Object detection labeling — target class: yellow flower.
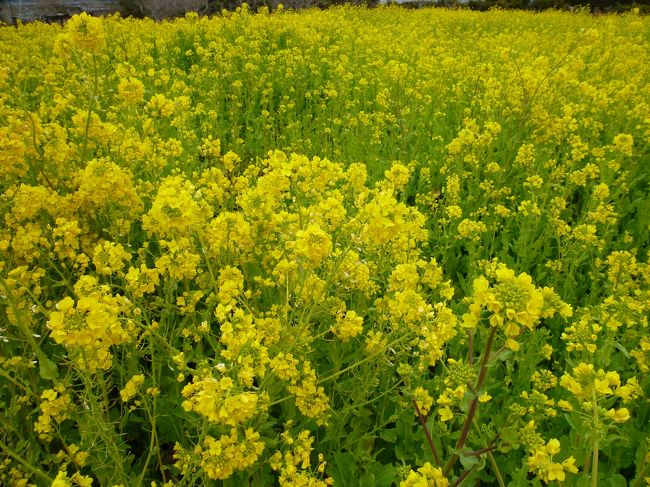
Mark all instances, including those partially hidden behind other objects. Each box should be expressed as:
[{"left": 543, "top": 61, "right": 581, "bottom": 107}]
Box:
[
  {"left": 612, "top": 133, "right": 634, "bottom": 155},
  {"left": 59, "top": 12, "right": 106, "bottom": 52},
  {"left": 270, "top": 429, "right": 329, "bottom": 485},
  {"left": 528, "top": 439, "right": 578, "bottom": 484},
  {"left": 332, "top": 310, "right": 364, "bottom": 341},
  {"left": 118, "top": 77, "right": 145, "bottom": 105},
  {"left": 413, "top": 387, "right": 434, "bottom": 416},
  {"left": 93, "top": 240, "right": 131, "bottom": 276},
  {"left": 594, "top": 378, "right": 613, "bottom": 395},
  {"left": 505, "top": 338, "right": 520, "bottom": 351},
  {"left": 51, "top": 471, "right": 72, "bottom": 487},
  {"left": 604, "top": 408, "right": 630, "bottom": 423},
  {"left": 120, "top": 375, "right": 145, "bottom": 402},
  {"left": 457, "top": 219, "right": 487, "bottom": 242},
  {"left": 293, "top": 224, "right": 332, "bottom": 267},
  {"left": 142, "top": 175, "right": 208, "bottom": 238},
  {"left": 545, "top": 439, "right": 561, "bottom": 455},
  {"left": 400, "top": 462, "right": 448, "bottom": 487},
  {"left": 562, "top": 457, "right": 579, "bottom": 474},
  {"left": 615, "top": 378, "right": 642, "bottom": 403},
  {"left": 561, "top": 363, "right": 627, "bottom": 402},
  {"left": 547, "top": 462, "right": 566, "bottom": 482},
  {"left": 384, "top": 162, "right": 410, "bottom": 190},
  {"left": 125, "top": 265, "right": 160, "bottom": 298},
  {"left": 47, "top": 278, "right": 130, "bottom": 371},
  {"left": 187, "top": 428, "right": 264, "bottom": 480},
  {"left": 181, "top": 373, "right": 259, "bottom": 426},
  {"left": 478, "top": 393, "right": 492, "bottom": 403},
  {"left": 34, "top": 389, "right": 72, "bottom": 441},
  {"left": 438, "top": 406, "right": 453, "bottom": 422}
]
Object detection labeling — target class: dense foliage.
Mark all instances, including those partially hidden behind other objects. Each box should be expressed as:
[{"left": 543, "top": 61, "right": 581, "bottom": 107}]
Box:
[{"left": 0, "top": 6, "right": 649, "bottom": 486}]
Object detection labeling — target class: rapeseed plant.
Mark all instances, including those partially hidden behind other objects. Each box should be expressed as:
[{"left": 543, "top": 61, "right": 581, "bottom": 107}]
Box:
[{"left": 0, "top": 5, "right": 648, "bottom": 486}]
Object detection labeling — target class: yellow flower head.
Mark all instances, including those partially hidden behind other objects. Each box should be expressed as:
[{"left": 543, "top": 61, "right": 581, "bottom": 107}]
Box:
[
  {"left": 293, "top": 224, "right": 332, "bottom": 267},
  {"left": 60, "top": 12, "right": 106, "bottom": 52}
]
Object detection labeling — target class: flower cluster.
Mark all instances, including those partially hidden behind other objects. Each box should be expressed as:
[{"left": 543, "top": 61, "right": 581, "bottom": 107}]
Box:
[
  {"left": 47, "top": 276, "right": 132, "bottom": 371},
  {"left": 270, "top": 429, "right": 332, "bottom": 486},
  {"left": 527, "top": 439, "right": 578, "bottom": 484},
  {"left": 175, "top": 428, "right": 265, "bottom": 480},
  {"left": 462, "top": 265, "right": 571, "bottom": 350},
  {"left": 400, "top": 463, "right": 448, "bottom": 487},
  {"left": 559, "top": 363, "right": 641, "bottom": 421},
  {"left": 34, "top": 388, "right": 72, "bottom": 441},
  {"left": 181, "top": 372, "right": 259, "bottom": 426}
]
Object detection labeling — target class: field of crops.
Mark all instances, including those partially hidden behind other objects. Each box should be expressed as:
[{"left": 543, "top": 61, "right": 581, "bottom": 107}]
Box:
[{"left": 0, "top": 5, "right": 649, "bottom": 486}]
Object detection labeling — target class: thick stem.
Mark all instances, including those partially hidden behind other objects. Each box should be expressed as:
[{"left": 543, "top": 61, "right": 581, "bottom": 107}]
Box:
[
  {"left": 465, "top": 444, "right": 499, "bottom": 456},
  {"left": 455, "top": 400, "right": 479, "bottom": 453},
  {"left": 413, "top": 398, "right": 442, "bottom": 466},
  {"left": 456, "top": 326, "right": 496, "bottom": 450},
  {"left": 444, "top": 325, "right": 497, "bottom": 476},
  {"left": 450, "top": 465, "right": 477, "bottom": 487}
]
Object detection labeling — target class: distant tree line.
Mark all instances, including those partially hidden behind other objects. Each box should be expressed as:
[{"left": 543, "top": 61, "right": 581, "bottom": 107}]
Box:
[
  {"left": 409, "top": 0, "right": 650, "bottom": 13},
  {"left": 3, "top": 0, "right": 644, "bottom": 23},
  {"left": 117, "top": 0, "right": 648, "bottom": 17},
  {"left": 117, "top": 0, "right": 377, "bottom": 18}
]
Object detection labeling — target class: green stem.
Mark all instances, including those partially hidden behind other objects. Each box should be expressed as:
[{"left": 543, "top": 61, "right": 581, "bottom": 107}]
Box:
[
  {"left": 591, "top": 388, "right": 599, "bottom": 487},
  {"left": 267, "top": 331, "right": 414, "bottom": 408},
  {"left": 583, "top": 438, "right": 591, "bottom": 477},
  {"left": 591, "top": 438, "right": 599, "bottom": 487},
  {"left": 349, "top": 378, "right": 403, "bottom": 412},
  {"left": 317, "top": 331, "right": 414, "bottom": 385},
  {"left": 80, "top": 53, "right": 99, "bottom": 164},
  {"left": 632, "top": 462, "right": 649, "bottom": 487},
  {"left": 487, "top": 451, "right": 505, "bottom": 487},
  {"left": 137, "top": 400, "right": 157, "bottom": 487},
  {"left": 136, "top": 351, "right": 158, "bottom": 487},
  {"left": 0, "top": 276, "right": 49, "bottom": 362},
  {"left": 0, "top": 369, "right": 32, "bottom": 396},
  {"left": 0, "top": 439, "right": 53, "bottom": 483}
]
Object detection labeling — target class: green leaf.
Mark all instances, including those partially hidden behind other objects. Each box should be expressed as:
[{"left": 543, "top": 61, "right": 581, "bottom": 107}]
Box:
[
  {"left": 563, "top": 412, "right": 578, "bottom": 431},
  {"left": 359, "top": 471, "right": 376, "bottom": 487},
  {"left": 613, "top": 342, "right": 630, "bottom": 358},
  {"left": 506, "top": 463, "right": 530, "bottom": 487},
  {"left": 119, "top": 408, "right": 130, "bottom": 429},
  {"left": 606, "top": 474, "right": 627, "bottom": 487},
  {"left": 459, "top": 451, "right": 485, "bottom": 471},
  {"left": 396, "top": 412, "right": 415, "bottom": 439},
  {"left": 380, "top": 428, "right": 397, "bottom": 443},
  {"left": 330, "top": 451, "right": 357, "bottom": 487},
  {"left": 38, "top": 353, "right": 58, "bottom": 381},
  {"left": 368, "top": 463, "right": 398, "bottom": 487}
]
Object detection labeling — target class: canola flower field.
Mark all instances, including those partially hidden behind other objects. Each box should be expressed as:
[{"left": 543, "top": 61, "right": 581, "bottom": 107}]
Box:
[{"left": 1, "top": 5, "right": 649, "bottom": 486}]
